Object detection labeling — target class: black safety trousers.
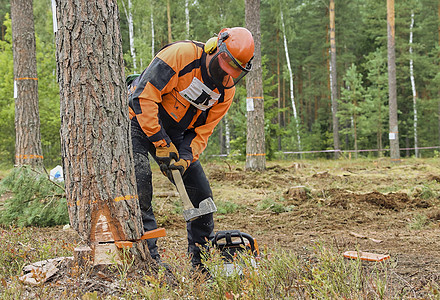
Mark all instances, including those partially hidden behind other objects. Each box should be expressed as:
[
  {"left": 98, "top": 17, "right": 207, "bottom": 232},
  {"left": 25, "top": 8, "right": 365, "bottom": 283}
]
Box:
[{"left": 131, "top": 118, "right": 215, "bottom": 266}]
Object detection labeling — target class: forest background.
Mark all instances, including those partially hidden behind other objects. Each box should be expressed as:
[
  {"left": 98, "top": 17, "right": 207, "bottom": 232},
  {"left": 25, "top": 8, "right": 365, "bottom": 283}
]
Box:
[{"left": 0, "top": 0, "right": 439, "bottom": 168}]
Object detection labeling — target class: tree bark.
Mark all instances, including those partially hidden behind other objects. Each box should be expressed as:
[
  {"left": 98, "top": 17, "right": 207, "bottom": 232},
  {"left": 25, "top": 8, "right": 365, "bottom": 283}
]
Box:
[
  {"left": 54, "top": 0, "right": 148, "bottom": 262},
  {"left": 329, "top": 0, "right": 340, "bottom": 159},
  {"left": 245, "top": 0, "right": 266, "bottom": 171},
  {"left": 387, "top": 0, "right": 400, "bottom": 161},
  {"left": 11, "top": 0, "right": 43, "bottom": 168}
]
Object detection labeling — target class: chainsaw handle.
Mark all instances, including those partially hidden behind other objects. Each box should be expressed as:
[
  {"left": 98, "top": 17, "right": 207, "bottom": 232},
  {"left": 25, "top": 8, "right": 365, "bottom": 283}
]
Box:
[{"left": 213, "top": 230, "right": 258, "bottom": 255}]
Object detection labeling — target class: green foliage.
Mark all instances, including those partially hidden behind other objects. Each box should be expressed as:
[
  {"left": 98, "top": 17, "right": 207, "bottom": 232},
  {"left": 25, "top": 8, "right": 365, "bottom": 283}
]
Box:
[
  {"left": 256, "top": 197, "right": 293, "bottom": 213},
  {"left": 1, "top": 0, "right": 440, "bottom": 164},
  {"left": 0, "top": 166, "right": 69, "bottom": 227},
  {"left": 338, "top": 64, "right": 366, "bottom": 152},
  {"left": 216, "top": 200, "right": 240, "bottom": 214}
]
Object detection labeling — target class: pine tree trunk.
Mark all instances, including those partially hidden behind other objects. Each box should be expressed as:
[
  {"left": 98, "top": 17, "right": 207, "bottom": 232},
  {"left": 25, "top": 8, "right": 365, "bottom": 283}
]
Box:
[
  {"left": 245, "top": 0, "right": 266, "bottom": 171},
  {"left": 387, "top": 0, "right": 400, "bottom": 161},
  {"left": 329, "top": 0, "right": 340, "bottom": 159},
  {"left": 54, "top": 0, "right": 149, "bottom": 263},
  {"left": 11, "top": 0, "right": 43, "bottom": 168}
]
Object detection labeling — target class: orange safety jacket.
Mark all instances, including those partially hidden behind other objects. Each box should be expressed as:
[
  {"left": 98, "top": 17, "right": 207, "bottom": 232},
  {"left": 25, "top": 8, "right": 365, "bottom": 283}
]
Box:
[{"left": 128, "top": 41, "right": 235, "bottom": 162}]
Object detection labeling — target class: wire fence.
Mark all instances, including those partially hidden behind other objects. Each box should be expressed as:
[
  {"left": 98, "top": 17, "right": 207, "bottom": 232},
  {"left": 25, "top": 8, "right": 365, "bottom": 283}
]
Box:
[
  {"left": 282, "top": 146, "right": 440, "bottom": 155},
  {"left": 208, "top": 146, "right": 440, "bottom": 159}
]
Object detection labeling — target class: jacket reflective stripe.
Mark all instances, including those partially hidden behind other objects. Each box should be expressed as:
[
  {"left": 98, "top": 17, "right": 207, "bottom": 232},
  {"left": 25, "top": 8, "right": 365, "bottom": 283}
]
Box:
[{"left": 129, "top": 41, "right": 235, "bottom": 161}]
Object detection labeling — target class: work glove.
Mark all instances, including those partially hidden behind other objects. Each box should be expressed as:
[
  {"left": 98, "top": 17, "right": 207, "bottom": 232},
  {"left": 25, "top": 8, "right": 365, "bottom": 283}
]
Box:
[
  {"left": 155, "top": 143, "right": 179, "bottom": 166},
  {"left": 160, "top": 159, "right": 190, "bottom": 181}
]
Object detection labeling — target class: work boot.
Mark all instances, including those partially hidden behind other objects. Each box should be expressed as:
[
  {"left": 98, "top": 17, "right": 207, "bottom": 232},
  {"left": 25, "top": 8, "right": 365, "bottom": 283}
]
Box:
[{"left": 152, "top": 254, "right": 172, "bottom": 272}]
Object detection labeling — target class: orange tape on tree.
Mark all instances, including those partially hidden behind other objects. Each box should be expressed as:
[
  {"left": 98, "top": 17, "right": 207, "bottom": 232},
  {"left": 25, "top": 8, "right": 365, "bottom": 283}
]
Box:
[
  {"left": 15, "top": 77, "right": 38, "bottom": 81},
  {"left": 113, "top": 195, "right": 139, "bottom": 202},
  {"left": 15, "top": 154, "right": 43, "bottom": 159}
]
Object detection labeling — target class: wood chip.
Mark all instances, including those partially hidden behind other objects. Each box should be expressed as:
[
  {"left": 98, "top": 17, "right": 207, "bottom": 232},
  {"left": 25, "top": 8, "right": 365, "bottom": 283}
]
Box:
[
  {"left": 343, "top": 251, "right": 390, "bottom": 262},
  {"left": 349, "top": 231, "right": 383, "bottom": 243},
  {"left": 349, "top": 231, "right": 367, "bottom": 239},
  {"left": 19, "top": 257, "right": 71, "bottom": 285}
]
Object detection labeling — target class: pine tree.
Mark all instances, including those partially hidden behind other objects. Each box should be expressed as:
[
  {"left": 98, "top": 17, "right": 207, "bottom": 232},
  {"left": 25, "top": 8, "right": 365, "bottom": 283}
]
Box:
[
  {"left": 11, "top": 0, "right": 44, "bottom": 167},
  {"left": 245, "top": 0, "right": 266, "bottom": 171},
  {"left": 54, "top": 0, "right": 149, "bottom": 263}
]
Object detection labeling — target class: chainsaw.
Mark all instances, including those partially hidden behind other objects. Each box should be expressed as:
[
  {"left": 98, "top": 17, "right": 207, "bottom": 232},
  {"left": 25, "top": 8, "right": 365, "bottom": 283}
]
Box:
[{"left": 211, "top": 230, "right": 259, "bottom": 262}]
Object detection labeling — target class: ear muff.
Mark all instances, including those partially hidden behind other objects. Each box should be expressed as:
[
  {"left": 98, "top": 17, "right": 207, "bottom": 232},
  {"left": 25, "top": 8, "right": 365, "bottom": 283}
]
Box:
[{"left": 204, "top": 36, "right": 218, "bottom": 54}]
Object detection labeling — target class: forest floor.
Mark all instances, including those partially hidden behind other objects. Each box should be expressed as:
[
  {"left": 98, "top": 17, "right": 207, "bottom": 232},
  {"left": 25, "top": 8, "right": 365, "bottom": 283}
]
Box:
[
  {"left": 1, "top": 157, "right": 440, "bottom": 298},
  {"left": 155, "top": 157, "right": 440, "bottom": 296}
]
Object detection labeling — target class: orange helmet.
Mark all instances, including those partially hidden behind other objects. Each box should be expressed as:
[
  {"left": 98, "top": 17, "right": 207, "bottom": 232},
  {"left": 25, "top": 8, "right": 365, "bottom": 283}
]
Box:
[
  {"left": 217, "top": 27, "right": 254, "bottom": 78},
  {"left": 207, "top": 27, "right": 255, "bottom": 89}
]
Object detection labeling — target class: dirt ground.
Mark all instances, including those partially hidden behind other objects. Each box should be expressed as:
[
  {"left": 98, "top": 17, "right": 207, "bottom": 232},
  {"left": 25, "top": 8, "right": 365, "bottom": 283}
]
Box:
[
  {"left": 3, "top": 158, "right": 440, "bottom": 297},
  {"left": 153, "top": 158, "right": 440, "bottom": 294}
]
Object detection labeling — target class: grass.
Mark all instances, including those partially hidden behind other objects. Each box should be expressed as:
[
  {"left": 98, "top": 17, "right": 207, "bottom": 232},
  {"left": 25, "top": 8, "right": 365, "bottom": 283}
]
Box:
[
  {"left": 408, "top": 214, "right": 431, "bottom": 230},
  {"left": 0, "top": 230, "right": 421, "bottom": 299},
  {"left": 0, "top": 226, "right": 75, "bottom": 278},
  {"left": 216, "top": 200, "right": 241, "bottom": 214}
]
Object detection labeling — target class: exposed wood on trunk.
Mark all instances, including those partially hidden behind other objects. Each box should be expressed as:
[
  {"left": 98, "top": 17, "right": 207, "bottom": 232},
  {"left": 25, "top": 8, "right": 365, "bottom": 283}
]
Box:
[{"left": 11, "top": 0, "right": 43, "bottom": 167}]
